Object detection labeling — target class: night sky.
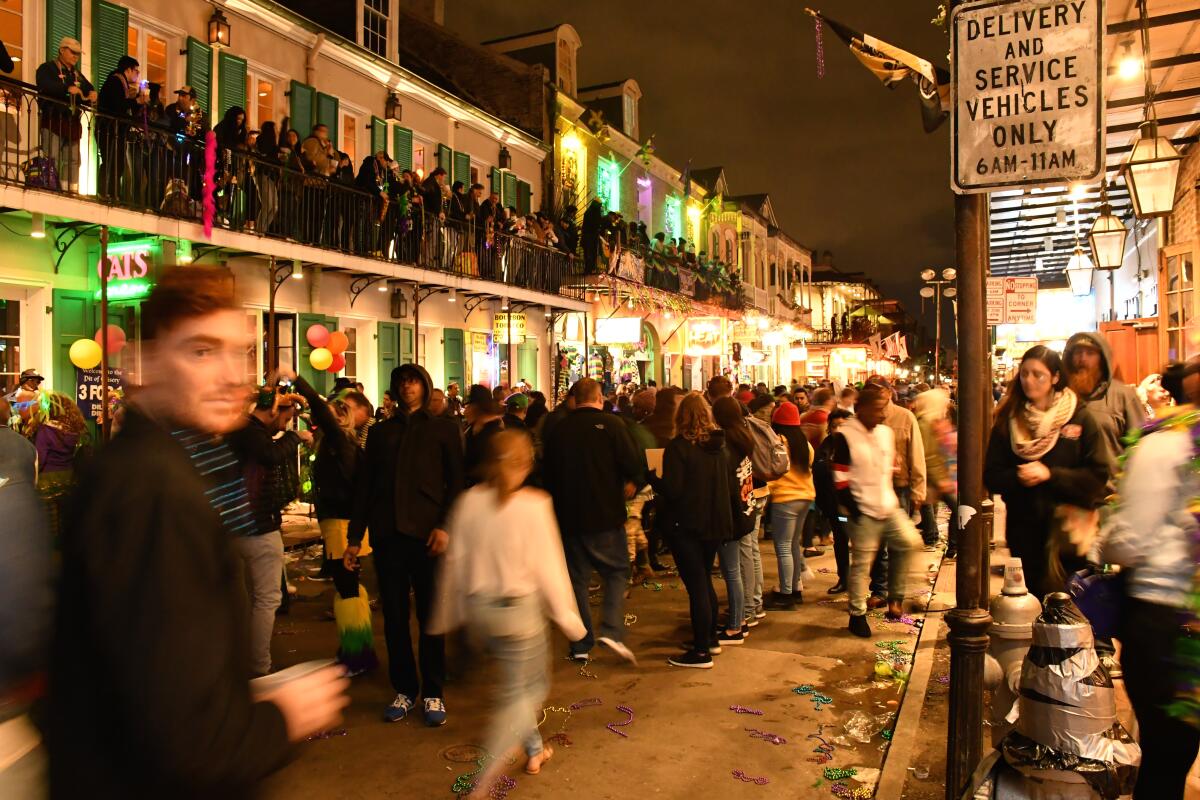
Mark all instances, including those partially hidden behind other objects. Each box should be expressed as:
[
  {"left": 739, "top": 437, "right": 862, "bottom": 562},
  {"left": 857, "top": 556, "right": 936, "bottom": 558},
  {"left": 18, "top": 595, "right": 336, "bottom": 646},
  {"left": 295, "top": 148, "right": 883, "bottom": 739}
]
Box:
[{"left": 445, "top": 1, "right": 956, "bottom": 338}]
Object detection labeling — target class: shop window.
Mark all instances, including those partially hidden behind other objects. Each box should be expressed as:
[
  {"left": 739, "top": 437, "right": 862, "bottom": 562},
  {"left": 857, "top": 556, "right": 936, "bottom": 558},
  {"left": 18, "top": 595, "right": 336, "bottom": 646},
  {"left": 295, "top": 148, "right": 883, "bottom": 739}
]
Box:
[
  {"left": 128, "top": 23, "right": 170, "bottom": 106},
  {"left": 342, "top": 326, "right": 357, "bottom": 380},
  {"left": 262, "top": 313, "right": 296, "bottom": 377},
  {"left": 0, "top": 0, "right": 21, "bottom": 74},
  {"left": 413, "top": 141, "right": 426, "bottom": 179},
  {"left": 0, "top": 297, "right": 19, "bottom": 394},
  {"left": 341, "top": 113, "right": 358, "bottom": 165},
  {"left": 246, "top": 73, "right": 275, "bottom": 130},
  {"left": 362, "top": 0, "right": 389, "bottom": 58}
]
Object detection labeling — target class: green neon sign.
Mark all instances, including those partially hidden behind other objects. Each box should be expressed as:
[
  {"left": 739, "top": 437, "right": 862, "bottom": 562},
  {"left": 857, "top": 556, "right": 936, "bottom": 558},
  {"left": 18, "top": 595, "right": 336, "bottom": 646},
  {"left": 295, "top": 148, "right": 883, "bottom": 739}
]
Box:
[
  {"left": 94, "top": 238, "right": 158, "bottom": 301},
  {"left": 597, "top": 158, "right": 621, "bottom": 214}
]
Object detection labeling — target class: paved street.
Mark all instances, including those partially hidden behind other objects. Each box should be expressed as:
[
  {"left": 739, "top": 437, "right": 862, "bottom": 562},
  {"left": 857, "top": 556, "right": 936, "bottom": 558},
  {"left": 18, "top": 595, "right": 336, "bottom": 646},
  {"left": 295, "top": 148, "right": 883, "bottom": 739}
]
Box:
[{"left": 263, "top": 531, "right": 947, "bottom": 799}]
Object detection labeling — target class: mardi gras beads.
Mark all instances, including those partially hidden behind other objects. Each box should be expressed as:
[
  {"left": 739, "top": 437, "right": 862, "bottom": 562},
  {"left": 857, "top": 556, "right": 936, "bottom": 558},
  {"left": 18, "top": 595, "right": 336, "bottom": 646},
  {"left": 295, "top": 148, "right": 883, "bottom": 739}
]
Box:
[{"left": 731, "top": 769, "right": 769, "bottom": 785}]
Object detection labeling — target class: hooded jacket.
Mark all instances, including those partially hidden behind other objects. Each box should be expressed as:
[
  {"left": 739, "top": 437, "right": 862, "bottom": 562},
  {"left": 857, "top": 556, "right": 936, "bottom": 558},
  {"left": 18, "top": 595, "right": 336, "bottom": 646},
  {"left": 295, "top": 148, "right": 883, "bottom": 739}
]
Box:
[
  {"left": 1063, "top": 332, "right": 1145, "bottom": 464},
  {"left": 348, "top": 364, "right": 464, "bottom": 545},
  {"left": 652, "top": 430, "right": 739, "bottom": 541}
]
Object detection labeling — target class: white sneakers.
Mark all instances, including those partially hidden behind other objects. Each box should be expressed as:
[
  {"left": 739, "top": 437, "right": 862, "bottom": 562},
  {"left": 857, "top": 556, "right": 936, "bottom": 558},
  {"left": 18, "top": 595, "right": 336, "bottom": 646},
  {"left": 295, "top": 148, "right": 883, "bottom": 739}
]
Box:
[{"left": 597, "top": 636, "right": 638, "bottom": 667}]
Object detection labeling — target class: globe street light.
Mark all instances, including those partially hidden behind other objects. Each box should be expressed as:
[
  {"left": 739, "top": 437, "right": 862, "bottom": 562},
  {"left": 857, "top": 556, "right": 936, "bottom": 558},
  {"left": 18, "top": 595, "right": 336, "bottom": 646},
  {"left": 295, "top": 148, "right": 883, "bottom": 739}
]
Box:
[{"left": 921, "top": 268, "right": 957, "bottom": 385}]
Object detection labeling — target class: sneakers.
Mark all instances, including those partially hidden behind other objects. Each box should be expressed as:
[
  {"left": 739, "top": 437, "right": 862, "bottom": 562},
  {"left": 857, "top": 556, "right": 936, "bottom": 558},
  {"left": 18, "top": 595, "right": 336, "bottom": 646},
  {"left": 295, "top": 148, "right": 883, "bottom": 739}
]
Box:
[
  {"left": 848, "top": 614, "right": 872, "bottom": 638},
  {"left": 570, "top": 651, "right": 590, "bottom": 663},
  {"left": 744, "top": 616, "right": 760, "bottom": 628},
  {"left": 668, "top": 650, "right": 714, "bottom": 669},
  {"left": 598, "top": 636, "right": 638, "bottom": 667},
  {"left": 424, "top": 697, "right": 447, "bottom": 727},
  {"left": 753, "top": 608, "right": 767, "bottom": 620},
  {"left": 717, "top": 629, "right": 745, "bottom": 646},
  {"left": 383, "top": 693, "right": 415, "bottom": 722}
]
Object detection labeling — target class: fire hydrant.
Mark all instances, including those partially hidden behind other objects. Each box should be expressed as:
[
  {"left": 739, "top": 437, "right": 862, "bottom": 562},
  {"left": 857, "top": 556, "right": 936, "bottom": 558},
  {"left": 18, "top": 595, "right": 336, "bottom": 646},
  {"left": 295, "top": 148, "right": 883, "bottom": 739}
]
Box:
[{"left": 983, "top": 558, "right": 1042, "bottom": 746}]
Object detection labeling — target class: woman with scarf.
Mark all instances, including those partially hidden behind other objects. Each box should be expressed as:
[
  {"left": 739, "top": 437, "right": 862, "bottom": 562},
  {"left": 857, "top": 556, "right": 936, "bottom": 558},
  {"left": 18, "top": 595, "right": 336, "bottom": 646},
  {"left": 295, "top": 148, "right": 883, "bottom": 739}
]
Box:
[{"left": 984, "top": 346, "right": 1111, "bottom": 598}]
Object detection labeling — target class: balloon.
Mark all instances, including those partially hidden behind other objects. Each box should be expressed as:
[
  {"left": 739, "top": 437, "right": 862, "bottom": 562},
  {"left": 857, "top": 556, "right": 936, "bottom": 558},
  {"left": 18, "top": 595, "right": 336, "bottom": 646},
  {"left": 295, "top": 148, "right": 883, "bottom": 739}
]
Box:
[
  {"left": 328, "top": 353, "right": 346, "bottom": 373},
  {"left": 327, "top": 331, "right": 349, "bottom": 355},
  {"left": 94, "top": 324, "right": 127, "bottom": 354},
  {"left": 309, "top": 347, "right": 333, "bottom": 371},
  {"left": 306, "top": 324, "right": 330, "bottom": 348},
  {"left": 69, "top": 338, "right": 102, "bottom": 369}
]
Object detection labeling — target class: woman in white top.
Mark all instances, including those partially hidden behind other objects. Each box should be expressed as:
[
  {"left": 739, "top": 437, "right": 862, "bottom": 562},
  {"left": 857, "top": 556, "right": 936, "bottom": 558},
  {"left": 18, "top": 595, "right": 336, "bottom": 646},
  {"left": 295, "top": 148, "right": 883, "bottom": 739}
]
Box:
[{"left": 431, "top": 429, "right": 585, "bottom": 795}]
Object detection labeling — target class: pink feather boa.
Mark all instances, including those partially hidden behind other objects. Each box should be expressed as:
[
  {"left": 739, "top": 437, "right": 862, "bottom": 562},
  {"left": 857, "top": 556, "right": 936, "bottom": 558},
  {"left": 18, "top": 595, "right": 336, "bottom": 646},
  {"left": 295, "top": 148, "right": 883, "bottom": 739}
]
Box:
[{"left": 202, "top": 130, "right": 217, "bottom": 238}]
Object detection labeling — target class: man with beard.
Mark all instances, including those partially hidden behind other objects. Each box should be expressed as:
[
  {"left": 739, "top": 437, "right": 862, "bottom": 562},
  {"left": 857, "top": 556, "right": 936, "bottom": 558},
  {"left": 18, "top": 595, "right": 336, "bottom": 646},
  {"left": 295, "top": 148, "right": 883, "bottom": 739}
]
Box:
[{"left": 1063, "top": 333, "right": 1144, "bottom": 466}]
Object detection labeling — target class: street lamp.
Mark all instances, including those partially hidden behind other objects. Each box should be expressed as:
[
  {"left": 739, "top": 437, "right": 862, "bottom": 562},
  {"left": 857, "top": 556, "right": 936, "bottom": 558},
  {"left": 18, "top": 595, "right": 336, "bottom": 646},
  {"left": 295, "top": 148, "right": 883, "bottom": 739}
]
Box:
[
  {"left": 207, "top": 8, "right": 231, "bottom": 48},
  {"left": 1123, "top": 121, "right": 1182, "bottom": 218},
  {"left": 920, "top": 268, "right": 957, "bottom": 385},
  {"left": 1065, "top": 246, "right": 1095, "bottom": 296},
  {"left": 1088, "top": 190, "right": 1128, "bottom": 270}
]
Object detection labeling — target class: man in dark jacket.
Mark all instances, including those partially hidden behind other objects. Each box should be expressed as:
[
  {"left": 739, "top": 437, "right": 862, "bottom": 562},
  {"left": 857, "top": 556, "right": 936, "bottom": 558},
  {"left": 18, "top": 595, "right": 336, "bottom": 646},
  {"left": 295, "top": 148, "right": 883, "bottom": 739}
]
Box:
[
  {"left": 48, "top": 266, "right": 347, "bottom": 798},
  {"left": 225, "top": 387, "right": 306, "bottom": 676},
  {"left": 542, "top": 378, "right": 644, "bottom": 665},
  {"left": 36, "top": 36, "right": 96, "bottom": 192},
  {"left": 96, "top": 54, "right": 145, "bottom": 201},
  {"left": 346, "top": 363, "right": 463, "bottom": 726},
  {"left": 1063, "top": 331, "right": 1144, "bottom": 471}
]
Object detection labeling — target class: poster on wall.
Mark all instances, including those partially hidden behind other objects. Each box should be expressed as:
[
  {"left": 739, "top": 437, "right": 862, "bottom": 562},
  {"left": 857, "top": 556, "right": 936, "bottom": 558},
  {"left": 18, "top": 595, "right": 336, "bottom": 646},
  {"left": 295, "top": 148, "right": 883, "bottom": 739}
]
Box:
[{"left": 75, "top": 367, "right": 123, "bottom": 420}]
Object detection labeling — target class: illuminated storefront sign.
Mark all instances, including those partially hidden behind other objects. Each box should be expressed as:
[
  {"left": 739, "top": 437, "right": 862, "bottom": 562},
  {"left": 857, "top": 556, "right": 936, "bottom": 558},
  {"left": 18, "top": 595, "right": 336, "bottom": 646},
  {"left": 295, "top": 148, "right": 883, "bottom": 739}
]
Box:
[
  {"left": 493, "top": 312, "right": 527, "bottom": 344},
  {"left": 597, "top": 157, "right": 621, "bottom": 214},
  {"left": 595, "top": 316, "right": 643, "bottom": 345},
  {"left": 93, "top": 239, "right": 157, "bottom": 301},
  {"left": 686, "top": 317, "right": 722, "bottom": 356}
]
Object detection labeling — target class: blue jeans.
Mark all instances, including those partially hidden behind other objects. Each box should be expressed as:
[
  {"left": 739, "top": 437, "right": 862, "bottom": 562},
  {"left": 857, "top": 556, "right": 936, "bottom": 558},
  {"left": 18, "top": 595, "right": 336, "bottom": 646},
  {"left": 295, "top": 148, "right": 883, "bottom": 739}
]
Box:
[
  {"left": 739, "top": 520, "right": 764, "bottom": 621},
  {"left": 870, "top": 487, "right": 912, "bottom": 597},
  {"left": 717, "top": 537, "right": 744, "bottom": 630},
  {"left": 770, "top": 500, "right": 812, "bottom": 595},
  {"left": 562, "top": 527, "right": 628, "bottom": 656}
]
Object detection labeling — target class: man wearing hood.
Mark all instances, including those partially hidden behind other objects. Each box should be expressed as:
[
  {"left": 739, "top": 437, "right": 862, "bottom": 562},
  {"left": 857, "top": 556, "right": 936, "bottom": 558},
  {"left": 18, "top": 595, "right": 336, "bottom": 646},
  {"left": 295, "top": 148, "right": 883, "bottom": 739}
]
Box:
[
  {"left": 347, "top": 363, "right": 464, "bottom": 726},
  {"left": 1063, "top": 332, "right": 1144, "bottom": 465}
]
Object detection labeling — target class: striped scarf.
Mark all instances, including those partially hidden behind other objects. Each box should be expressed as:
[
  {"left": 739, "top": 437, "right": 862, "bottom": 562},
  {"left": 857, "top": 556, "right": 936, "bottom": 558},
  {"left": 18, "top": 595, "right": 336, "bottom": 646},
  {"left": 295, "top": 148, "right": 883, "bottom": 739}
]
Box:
[{"left": 170, "top": 428, "right": 257, "bottom": 537}]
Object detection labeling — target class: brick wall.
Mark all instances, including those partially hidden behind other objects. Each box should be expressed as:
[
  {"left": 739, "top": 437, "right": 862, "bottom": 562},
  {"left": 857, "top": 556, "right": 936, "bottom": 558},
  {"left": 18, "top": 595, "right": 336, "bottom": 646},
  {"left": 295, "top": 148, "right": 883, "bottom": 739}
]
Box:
[{"left": 1169, "top": 143, "right": 1200, "bottom": 246}]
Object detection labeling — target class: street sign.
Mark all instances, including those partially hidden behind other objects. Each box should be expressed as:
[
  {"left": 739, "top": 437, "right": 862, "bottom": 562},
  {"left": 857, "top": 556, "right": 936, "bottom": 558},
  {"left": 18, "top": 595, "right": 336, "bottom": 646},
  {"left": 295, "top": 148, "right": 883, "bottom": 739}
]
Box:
[
  {"left": 987, "top": 276, "right": 1038, "bottom": 324},
  {"left": 951, "top": 0, "right": 1106, "bottom": 193}
]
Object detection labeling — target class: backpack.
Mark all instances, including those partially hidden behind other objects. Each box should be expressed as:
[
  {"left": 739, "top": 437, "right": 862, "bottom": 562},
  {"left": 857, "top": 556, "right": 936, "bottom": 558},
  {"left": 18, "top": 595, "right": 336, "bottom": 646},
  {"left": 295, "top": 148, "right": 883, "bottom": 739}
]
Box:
[{"left": 744, "top": 414, "right": 790, "bottom": 481}]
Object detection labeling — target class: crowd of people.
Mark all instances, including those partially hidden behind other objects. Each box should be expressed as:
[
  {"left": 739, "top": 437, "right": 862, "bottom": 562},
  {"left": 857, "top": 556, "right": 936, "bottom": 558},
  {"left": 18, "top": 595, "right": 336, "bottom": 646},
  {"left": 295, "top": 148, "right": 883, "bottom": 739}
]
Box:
[{"left": 1, "top": 265, "right": 1198, "bottom": 798}]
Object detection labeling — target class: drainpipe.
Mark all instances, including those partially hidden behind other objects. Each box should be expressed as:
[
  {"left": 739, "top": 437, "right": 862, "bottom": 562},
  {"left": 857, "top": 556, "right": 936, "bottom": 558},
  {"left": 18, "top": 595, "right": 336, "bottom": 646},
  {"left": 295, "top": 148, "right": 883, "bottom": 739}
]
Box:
[{"left": 307, "top": 33, "right": 326, "bottom": 86}]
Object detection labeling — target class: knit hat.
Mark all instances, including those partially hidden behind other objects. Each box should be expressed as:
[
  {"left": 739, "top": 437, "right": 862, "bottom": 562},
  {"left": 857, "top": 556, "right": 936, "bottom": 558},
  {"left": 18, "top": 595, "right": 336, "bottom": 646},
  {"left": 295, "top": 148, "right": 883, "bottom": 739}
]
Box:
[
  {"left": 748, "top": 394, "right": 775, "bottom": 414},
  {"left": 771, "top": 401, "right": 802, "bottom": 427}
]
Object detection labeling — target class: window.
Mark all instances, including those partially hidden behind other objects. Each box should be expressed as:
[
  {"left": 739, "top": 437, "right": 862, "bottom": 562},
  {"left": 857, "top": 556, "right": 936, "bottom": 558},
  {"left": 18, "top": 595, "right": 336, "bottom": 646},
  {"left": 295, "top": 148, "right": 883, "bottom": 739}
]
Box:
[
  {"left": 597, "top": 158, "right": 620, "bottom": 214},
  {"left": 246, "top": 75, "right": 275, "bottom": 130},
  {"left": 0, "top": 0, "right": 21, "bottom": 73},
  {"left": 341, "top": 113, "right": 358, "bottom": 165},
  {"left": 711, "top": 232, "right": 720, "bottom": 260},
  {"left": 362, "top": 0, "right": 389, "bottom": 58},
  {"left": 725, "top": 234, "right": 734, "bottom": 265},
  {"left": 413, "top": 142, "right": 426, "bottom": 178},
  {"left": 0, "top": 296, "right": 19, "bottom": 394},
  {"left": 556, "top": 39, "right": 575, "bottom": 95},
  {"left": 342, "top": 326, "right": 357, "bottom": 380},
  {"left": 470, "top": 165, "right": 479, "bottom": 187},
  {"left": 262, "top": 313, "right": 296, "bottom": 377},
  {"left": 128, "top": 23, "right": 170, "bottom": 106},
  {"left": 622, "top": 92, "right": 637, "bottom": 139}
]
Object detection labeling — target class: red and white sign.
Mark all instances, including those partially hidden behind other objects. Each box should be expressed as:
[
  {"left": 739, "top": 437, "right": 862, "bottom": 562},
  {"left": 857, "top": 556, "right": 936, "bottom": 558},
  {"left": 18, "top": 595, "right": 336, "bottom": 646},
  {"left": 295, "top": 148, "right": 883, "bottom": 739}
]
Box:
[{"left": 987, "top": 276, "right": 1038, "bottom": 325}]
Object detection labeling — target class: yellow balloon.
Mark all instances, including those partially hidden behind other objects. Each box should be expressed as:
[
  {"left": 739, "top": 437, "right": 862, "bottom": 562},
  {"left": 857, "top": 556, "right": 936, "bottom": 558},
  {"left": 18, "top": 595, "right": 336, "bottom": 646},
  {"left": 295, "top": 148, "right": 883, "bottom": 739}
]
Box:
[
  {"left": 69, "top": 338, "right": 102, "bottom": 369},
  {"left": 309, "top": 347, "right": 333, "bottom": 371}
]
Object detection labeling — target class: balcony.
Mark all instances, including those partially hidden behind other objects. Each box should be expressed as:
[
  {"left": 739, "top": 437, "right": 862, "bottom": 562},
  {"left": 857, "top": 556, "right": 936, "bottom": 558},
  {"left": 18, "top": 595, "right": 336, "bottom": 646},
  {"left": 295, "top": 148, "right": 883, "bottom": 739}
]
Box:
[
  {"left": 567, "top": 241, "right": 746, "bottom": 313},
  {"left": 0, "top": 79, "right": 579, "bottom": 300}
]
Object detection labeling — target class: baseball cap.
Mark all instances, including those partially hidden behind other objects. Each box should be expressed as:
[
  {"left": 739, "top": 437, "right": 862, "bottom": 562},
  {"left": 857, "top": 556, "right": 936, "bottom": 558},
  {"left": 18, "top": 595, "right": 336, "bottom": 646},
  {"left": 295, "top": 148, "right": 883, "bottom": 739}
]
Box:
[
  {"left": 58, "top": 37, "right": 83, "bottom": 55},
  {"left": 505, "top": 393, "right": 530, "bottom": 411},
  {"left": 175, "top": 84, "right": 196, "bottom": 96}
]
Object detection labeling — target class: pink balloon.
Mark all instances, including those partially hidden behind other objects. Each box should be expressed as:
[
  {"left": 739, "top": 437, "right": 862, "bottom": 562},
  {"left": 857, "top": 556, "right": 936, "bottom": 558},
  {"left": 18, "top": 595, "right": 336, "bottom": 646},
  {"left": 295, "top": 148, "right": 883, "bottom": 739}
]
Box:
[
  {"left": 328, "top": 353, "right": 346, "bottom": 373},
  {"left": 94, "top": 324, "right": 127, "bottom": 354},
  {"left": 306, "top": 324, "right": 330, "bottom": 348}
]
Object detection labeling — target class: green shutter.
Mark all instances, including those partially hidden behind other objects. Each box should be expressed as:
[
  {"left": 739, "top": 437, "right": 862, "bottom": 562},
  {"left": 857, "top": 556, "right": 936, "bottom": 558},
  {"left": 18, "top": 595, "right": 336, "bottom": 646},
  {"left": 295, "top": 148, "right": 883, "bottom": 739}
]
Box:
[
  {"left": 288, "top": 80, "right": 314, "bottom": 141},
  {"left": 217, "top": 51, "right": 246, "bottom": 121},
  {"left": 377, "top": 321, "right": 398, "bottom": 401},
  {"left": 452, "top": 150, "right": 471, "bottom": 186},
  {"left": 46, "top": 0, "right": 81, "bottom": 63},
  {"left": 436, "top": 143, "right": 452, "bottom": 173},
  {"left": 517, "top": 180, "right": 531, "bottom": 216},
  {"left": 392, "top": 126, "right": 412, "bottom": 173},
  {"left": 442, "top": 328, "right": 464, "bottom": 388},
  {"left": 399, "top": 323, "right": 415, "bottom": 366},
  {"left": 185, "top": 38, "right": 212, "bottom": 119},
  {"left": 489, "top": 166, "right": 501, "bottom": 194},
  {"left": 316, "top": 92, "right": 339, "bottom": 147},
  {"left": 503, "top": 172, "right": 518, "bottom": 208},
  {"left": 91, "top": 1, "right": 127, "bottom": 86},
  {"left": 369, "top": 116, "right": 386, "bottom": 157},
  {"left": 517, "top": 339, "right": 538, "bottom": 390}
]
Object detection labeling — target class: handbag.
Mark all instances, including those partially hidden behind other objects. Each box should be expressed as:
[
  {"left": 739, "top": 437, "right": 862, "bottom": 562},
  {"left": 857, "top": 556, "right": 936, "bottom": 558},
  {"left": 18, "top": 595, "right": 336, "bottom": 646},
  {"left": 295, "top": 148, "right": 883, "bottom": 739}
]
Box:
[
  {"left": 1067, "top": 566, "right": 1127, "bottom": 640},
  {"left": 22, "top": 149, "right": 60, "bottom": 191}
]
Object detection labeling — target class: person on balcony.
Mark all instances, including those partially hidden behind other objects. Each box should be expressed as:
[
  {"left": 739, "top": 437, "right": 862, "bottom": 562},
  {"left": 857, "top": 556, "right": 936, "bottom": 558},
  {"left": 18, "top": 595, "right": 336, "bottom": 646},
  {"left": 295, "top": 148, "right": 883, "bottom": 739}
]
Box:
[
  {"left": 581, "top": 199, "right": 603, "bottom": 273},
  {"left": 356, "top": 150, "right": 390, "bottom": 255},
  {"left": 252, "top": 121, "right": 282, "bottom": 235},
  {"left": 213, "top": 106, "right": 248, "bottom": 226},
  {"left": 97, "top": 55, "right": 146, "bottom": 204},
  {"left": 36, "top": 37, "right": 95, "bottom": 193},
  {"left": 448, "top": 180, "right": 470, "bottom": 222}
]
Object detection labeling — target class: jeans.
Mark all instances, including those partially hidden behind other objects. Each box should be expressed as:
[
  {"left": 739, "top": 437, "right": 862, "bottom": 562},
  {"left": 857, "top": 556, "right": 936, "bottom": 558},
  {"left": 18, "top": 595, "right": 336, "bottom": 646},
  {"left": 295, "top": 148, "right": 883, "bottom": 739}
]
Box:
[
  {"left": 919, "top": 495, "right": 957, "bottom": 547},
  {"left": 232, "top": 530, "right": 284, "bottom": 675},
  {"left": 562, "top": 527, "right": 628, "bottom": 656},
  {"left": 716, "top": 538, "right": 744, "bottom": 630},
  {"left": 847, "top": 509, "right": 921, "bottom": 616},
  {"left": 467, "top": 594, "right": 549, "bottom": 759},
  {"left": 374, "top": 533, "right": 445, "bottom": 699},
  {"left": 770, "top": 499, "right": 812, "bottom": 595},
  {"left": 869, "top": 487, "right": 913, "bottom": 597},
  {"left": 738, "top": 522, "right": 764, "bottom": 620},
  {"left": 672, "top": 531, "right": 720, "bottom": 653},
  {"left": 1121, "top": 597, "right": 1200, "bottom": 799},
  {"left": 830, "top": 514, "right": 850, "bottom": 583}
]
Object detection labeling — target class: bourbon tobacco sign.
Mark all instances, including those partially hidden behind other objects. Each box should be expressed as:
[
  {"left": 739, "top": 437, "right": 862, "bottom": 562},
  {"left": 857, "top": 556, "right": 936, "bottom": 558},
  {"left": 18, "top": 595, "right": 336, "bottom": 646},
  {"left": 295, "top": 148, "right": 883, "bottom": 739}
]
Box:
[{"left": 951, "top": 0, "right": 1105, "bottom": 193}]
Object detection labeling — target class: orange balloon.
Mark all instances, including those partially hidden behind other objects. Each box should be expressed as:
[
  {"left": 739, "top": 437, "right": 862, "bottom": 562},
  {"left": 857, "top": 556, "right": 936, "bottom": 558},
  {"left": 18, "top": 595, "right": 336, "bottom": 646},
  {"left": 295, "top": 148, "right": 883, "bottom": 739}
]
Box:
[{"left": 327, "top": 330, "right": 349, "bottom": 355}]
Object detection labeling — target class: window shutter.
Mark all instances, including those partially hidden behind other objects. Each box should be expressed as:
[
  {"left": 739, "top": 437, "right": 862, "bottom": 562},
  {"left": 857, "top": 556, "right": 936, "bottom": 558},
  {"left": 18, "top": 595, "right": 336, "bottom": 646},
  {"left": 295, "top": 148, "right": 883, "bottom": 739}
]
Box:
[
  {"left": 489, "top": 166, "right": 501, "bottom": 195},
  {"left": 91, "top": 1, "right": 127, "bottom": 85},
  {"left": 288, "top": 80, "right": 314, "bottom": 141},
  {"left": 217, "top": 52, "right": 247, "bottom": 122},
  {"left": 392, "top": 126, "right": 412, "bottom": 173},
  {"left": 185, "top": 38, "right": 213, "bottom": 119},
  {"left": 316, "top": 92, "right": 339, "bottom": 148},
  {"left": 503, "top": 172, "right": 518, "bottom": 209},
  {"left": 370, "top": 116, "right": 386, "bottom": 157},
  {"left": 46, "top": 0, "right": 81, "bottom": 64},
  {"left": 517, "top": 180, "right": 531, "bottom": 216},
  {"left": 436, "top": 143, "right": 452, "bottom": 173},
  {"left": 452, "top": 150, "right": 470, "bottom": 186}
]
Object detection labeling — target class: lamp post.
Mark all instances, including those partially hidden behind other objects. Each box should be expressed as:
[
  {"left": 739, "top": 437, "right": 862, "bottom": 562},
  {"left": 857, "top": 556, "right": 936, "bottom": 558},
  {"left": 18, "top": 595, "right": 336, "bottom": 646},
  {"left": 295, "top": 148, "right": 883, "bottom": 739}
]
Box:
[
  {"left": 920, "top": 267, "right": 957, "bottom": 384},
  {"left": 1088, "top": 185, "right": 1129, "bottom": 319}
]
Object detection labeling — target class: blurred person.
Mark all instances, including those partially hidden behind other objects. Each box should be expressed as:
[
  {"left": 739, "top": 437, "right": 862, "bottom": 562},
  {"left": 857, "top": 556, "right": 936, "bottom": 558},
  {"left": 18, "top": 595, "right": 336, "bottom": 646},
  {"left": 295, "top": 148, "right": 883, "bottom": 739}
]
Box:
[
  {"left": 1064, "top": 333, "right": 1144, "bottom": 465},
  {"left": 641, "top": 387, "right": 682, "bottom": 571},
  {"left": 793, "top": 387, "right": 811, "bottom": 413},
  {"left": 623, "top": 389, "right": 659, "bottom": 580},
  {"left": 705, "top": 375, "right": 733, "bottom": 406},
  {"left": 492, "top": 385, "right": 508, "bottom": 403},
  {"left": 376, "top": 389, "right": 396, "bottom": 421},
  {"left": 346, "top": 364, "right": 464, "bottom": 725},
  {"left": 983, "top": 346, "right": 1110, "bottom": 598},
  {"left": 431, "top": 431, "right": 585, "bottom": 794},
  {"left": 504, "top": 393, "right": 529, "bottom": 430},
  {"left": 49, "top": 267, "right": 348, "bottom": 797},
  {"left": 445, "top": 382, "right": 464, "bottom": 418},
  {"left": 711, "top": 397, "right": 762, "bottom": 642},
  {"left": 17, "top": 369, "right": 44, "bottom": 393},
  {"left": 428, "top": 388, "right": 448, "bottom": 418},
  {"left": 748, "top": 393, "right": 776, "bottom": 424},
  {"left": 1136, "top": 372, "right": 1173, "bottom": 419},
  {"left": 838, "top": 386, "right": 857, "bottom": 412},
  {"left": 464, "top": 386, "right": 505, "bottom": 487},
  {"left": 763, "top": 400, "right": 816, "bottom": 608},
  {"left": 524, "top": 391, "right": 548, "bottom": 431},
  {"left": 813, "top": 409, "right": 854, "bottom": 593},
  {"left": 829, "top": 385, "right": 923, "bottom": 637},
  {"left": 914, "top": 388, "right": 958, "bottom": 555},
  {"left": 801, "top": 387, "right": 835, "bottom": 448},
  {"left": 0, "top": 397, "right": 51, "bottom": 799},
  {"left": 24, "top": 390, "right": 88, "bottom": 540},
  {"left": 541, "top": 378, "right": 644, "bottom": 666}
]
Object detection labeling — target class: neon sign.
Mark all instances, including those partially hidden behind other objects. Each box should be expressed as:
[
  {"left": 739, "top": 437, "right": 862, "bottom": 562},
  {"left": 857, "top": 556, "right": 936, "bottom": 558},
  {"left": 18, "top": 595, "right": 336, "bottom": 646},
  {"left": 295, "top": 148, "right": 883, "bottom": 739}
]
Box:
[{"left": 93, "top": 240, "right": 157, "bottom": 301}]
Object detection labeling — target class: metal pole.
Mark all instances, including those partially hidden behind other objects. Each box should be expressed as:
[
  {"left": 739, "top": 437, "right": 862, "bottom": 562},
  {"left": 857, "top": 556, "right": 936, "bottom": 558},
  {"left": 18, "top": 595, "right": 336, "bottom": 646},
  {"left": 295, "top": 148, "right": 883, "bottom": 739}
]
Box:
[
  {"left": 934, "top": 285, "right": 942, "bottom": 385},
  {"left": 945, "top": 191, "right": 993, "bottom": 800},
  {"left": 413, "top": 283, "right": 420, "bottom": 365},
  {"left": 99, "top": 225, "right": 110, "bottom": 443},
  {"left": 267, "top": 257, "right": 277, "bottom": 373},
  {"left": 507, "top": 304, "right": 513, "bottom": 388}
]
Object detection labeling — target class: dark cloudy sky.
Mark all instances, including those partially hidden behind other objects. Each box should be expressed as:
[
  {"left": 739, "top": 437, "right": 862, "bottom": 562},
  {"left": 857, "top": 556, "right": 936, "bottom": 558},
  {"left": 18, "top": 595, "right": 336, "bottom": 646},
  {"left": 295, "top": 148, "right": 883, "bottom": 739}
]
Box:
[{"left": 446, "top": 0, "right": 956, "bottom": 333}]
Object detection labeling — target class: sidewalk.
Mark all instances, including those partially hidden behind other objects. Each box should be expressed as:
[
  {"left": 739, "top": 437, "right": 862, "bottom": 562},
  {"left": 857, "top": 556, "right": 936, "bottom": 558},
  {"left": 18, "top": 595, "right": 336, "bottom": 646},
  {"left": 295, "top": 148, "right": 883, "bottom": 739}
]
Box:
[{"left": 261, "top": 527, "right": 949, "bottom": 799}]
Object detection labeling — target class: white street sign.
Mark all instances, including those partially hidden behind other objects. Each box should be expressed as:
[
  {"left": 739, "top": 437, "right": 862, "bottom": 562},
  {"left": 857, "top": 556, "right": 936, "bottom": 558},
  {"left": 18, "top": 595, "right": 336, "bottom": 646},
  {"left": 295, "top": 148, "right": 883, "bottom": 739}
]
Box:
[
  {"left": 951, "top": 0, "right": 1106, "bottom": 193},
  {"left": 987, "top": 276, "right": 1038, "bottom": 324}
]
